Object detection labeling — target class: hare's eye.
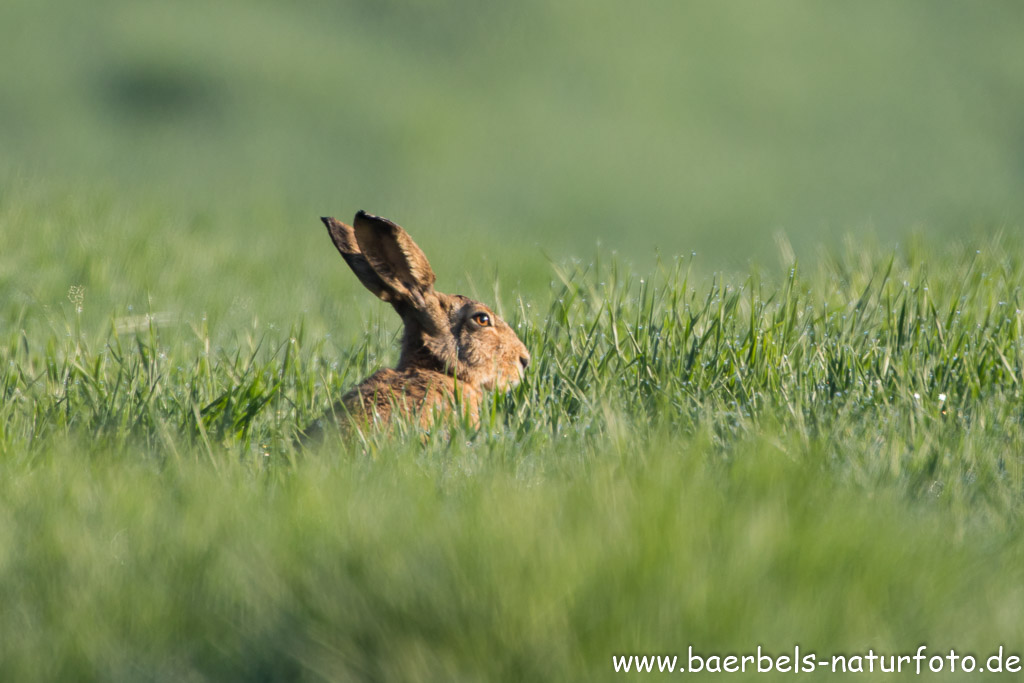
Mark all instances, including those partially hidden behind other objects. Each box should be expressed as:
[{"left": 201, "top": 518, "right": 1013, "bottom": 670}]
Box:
[{"left": 472, "top": 313, "right": 491, "bottom": 327}]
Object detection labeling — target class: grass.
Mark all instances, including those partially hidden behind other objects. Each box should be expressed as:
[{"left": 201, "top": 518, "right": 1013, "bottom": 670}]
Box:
[
  {"left": 5, "top": 1, "right": 1024, "bottom": 679},
  {"left": 4, "top": 229, "right": 1024, "bottom": 680},
  {"left": 4, "top": 1, "right": 1024, "bottom": 263}
]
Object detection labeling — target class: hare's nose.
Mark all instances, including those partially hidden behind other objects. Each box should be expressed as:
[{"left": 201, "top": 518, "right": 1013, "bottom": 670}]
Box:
[{"left": 519, "top": 354, "right": 530, "bottom": 370}]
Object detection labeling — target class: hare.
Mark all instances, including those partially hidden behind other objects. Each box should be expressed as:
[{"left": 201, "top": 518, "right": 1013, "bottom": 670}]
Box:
[{"left": 312, "top": 210, "right": 530, "bottom": 433}]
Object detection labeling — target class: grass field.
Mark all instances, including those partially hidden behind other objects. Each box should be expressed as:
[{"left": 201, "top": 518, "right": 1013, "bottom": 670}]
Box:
[{"left": 4, "top": 1, "right": 1024, "bottom": 681}]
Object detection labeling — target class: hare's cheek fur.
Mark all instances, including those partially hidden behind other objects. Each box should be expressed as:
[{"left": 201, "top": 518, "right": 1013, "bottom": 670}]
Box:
[
  {"left": 456, "top": 327, "right": 495, "bottom": 389},
  {"left": 455, "top": 323, "right": 528, "bottom": 391}
]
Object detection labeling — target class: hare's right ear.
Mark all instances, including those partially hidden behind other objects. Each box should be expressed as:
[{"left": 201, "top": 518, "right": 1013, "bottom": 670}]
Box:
[{"left": 321, "top": 216, "right": 393, "bottom": 302}]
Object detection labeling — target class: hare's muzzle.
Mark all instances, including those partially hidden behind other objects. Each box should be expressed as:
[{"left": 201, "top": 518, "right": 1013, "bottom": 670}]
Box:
[{"left": 515, "top": 352, "right": 531, "bottom": 382}]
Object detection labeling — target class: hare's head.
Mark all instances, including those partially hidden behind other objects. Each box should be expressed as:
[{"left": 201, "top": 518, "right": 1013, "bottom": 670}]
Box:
[{"left": 322, "top": 211, "right": 530, "bottom": 391}]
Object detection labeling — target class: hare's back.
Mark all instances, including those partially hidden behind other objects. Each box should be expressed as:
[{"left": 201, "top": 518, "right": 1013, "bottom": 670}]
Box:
[{"left": 340, "top": 368, "right": 482, "bottom": 428}]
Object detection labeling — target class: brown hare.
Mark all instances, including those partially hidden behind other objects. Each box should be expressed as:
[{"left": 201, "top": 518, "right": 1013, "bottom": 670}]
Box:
[{"left": 311, "top": 211, "right": 530, "bottom": 434}]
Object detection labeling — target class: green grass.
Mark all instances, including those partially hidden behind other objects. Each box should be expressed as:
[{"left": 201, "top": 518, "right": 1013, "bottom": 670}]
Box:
[
  {"left": 4, "top": 228, "right": 1024, "bottom": 680},
  {"left": 5, "top": 1, "right": 1024, "bottom": 680},
  {"left": 4, "top": 1, "right": 1024, "bottom": 263}
]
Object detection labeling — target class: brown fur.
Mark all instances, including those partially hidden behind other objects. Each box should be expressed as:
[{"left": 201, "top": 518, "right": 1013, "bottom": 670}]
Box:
[{"left": 312, "top": 211, "right": 529, "bottom": 435}]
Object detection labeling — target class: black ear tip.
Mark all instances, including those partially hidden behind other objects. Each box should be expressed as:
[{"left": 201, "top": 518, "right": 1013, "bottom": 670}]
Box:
[
  {"left": 320, "top": 216, "right": 333, "bottom": 226},
  {"left": 354, "top": 210, "right": 399, "bottom": 235},
  {"left": 355, "top": 209, "right": 387, "bottom": 223}
]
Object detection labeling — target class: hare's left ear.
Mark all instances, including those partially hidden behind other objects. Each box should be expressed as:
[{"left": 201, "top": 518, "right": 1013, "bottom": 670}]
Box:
[{"left": 352, "top": 211, "right": 437, "bottom": 308}]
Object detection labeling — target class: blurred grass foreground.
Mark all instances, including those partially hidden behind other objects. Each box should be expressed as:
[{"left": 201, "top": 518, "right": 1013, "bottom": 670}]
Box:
[
  {"left": 3, "top": 1, "right": 1024, "bottom": 681},
  {"left": 5, "top": 240, "right": 1024, "bottom": 680}
]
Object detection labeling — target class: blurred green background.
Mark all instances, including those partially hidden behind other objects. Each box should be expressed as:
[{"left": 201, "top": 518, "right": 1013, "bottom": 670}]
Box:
[{"left": 4, "top": 0, "right": 1023, "bottom": 269}]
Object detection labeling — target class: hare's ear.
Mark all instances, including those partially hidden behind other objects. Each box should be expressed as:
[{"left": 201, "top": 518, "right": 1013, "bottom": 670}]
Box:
[
  {"left": 352, "top": 211, "right": 437, "bottom": 307},
  {"left": 321, "top": 216, "right": 394, "bottom": 302}
]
